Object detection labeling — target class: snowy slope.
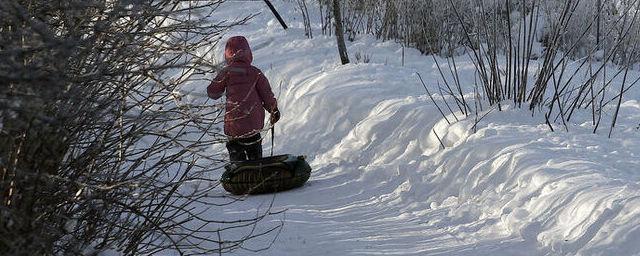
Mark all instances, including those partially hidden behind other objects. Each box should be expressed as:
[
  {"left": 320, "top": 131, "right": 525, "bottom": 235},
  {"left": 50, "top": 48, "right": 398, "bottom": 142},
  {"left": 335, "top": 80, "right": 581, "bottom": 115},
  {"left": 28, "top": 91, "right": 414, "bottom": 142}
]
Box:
[{"left": 182, "top": 1, "right": 640, "bottom": 255}]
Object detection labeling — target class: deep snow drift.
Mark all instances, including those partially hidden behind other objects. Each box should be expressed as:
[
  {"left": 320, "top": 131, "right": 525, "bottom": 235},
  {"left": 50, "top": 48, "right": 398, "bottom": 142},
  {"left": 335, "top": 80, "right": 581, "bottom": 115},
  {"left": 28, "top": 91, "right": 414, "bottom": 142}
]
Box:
[{"left": 179, "top": 1, "right": 640, "bottom": 255}]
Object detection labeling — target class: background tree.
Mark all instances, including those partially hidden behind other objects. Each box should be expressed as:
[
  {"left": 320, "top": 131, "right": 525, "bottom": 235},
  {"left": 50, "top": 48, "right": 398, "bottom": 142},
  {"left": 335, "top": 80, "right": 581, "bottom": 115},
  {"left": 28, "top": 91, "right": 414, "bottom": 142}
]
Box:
[{"left": 333, "top": 0, "right": 350, "bottom": 64}]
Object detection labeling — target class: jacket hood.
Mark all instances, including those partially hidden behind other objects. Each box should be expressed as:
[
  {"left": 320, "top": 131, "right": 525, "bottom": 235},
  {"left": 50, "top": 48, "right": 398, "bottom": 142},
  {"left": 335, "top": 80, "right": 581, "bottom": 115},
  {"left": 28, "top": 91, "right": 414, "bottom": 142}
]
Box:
[{"left": 224, "top": 36, "right": 253, "bottom": 65}]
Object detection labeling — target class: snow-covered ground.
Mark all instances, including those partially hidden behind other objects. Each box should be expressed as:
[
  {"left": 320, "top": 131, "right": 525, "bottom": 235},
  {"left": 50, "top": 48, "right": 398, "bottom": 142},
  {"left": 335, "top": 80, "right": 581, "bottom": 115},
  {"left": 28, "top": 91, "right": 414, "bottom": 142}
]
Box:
[{"left": 181, "top": 1, "right": 640, "bottom": 255}]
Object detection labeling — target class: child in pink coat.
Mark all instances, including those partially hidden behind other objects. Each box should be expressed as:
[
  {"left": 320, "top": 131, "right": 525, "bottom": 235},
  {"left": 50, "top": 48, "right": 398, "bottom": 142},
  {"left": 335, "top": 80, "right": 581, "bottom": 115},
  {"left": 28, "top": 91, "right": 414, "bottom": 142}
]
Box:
[{"left": 208, "top": 36, "right": 280, "bottom": 161}]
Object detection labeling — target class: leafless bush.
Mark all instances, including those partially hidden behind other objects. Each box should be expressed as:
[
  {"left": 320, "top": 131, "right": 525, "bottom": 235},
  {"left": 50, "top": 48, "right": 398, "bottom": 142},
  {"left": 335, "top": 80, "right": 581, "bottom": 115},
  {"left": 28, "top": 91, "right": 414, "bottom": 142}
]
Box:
[
  {"left": 428, "top": 0, "right": 640, "bottom": 136},
  {"left": 317, "top": 0, "right": 468, "bottom": 54},
  {"left": 322, "top": 0, "right": 640, "bottom": 63},
  {"left": 297, "top": 0, "right": 313, "bottom": 38},
  {"left": 354, "top": 50, "right": 371, "bottom": 63},
  {"left": 387, "top": 0, "right": 640, "bottom": 138},
  {"left": 1, "top": 0, "right": 281, "bottom": 255}
]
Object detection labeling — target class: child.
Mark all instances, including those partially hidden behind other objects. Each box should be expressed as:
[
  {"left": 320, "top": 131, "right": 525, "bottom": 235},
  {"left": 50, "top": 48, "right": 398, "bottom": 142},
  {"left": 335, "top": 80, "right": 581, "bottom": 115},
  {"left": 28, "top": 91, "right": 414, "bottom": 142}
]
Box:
[{"left": 208, "top": 36, "right": 280, "bottom": 161}]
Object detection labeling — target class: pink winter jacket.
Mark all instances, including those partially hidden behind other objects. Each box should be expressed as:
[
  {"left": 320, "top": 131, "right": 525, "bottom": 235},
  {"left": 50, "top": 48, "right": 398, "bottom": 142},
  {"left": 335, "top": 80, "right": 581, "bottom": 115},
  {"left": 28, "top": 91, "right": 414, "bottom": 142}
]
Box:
[{"left": 208, "top": 36, "right": 278, "bottom": 138}]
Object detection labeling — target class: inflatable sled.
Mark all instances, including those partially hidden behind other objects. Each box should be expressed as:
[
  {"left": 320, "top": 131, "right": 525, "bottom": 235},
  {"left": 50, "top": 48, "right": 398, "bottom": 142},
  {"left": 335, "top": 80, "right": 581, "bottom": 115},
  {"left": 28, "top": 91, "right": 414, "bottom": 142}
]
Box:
[{"left": 221, "top": 154, "right": 311, "bottom": 195}]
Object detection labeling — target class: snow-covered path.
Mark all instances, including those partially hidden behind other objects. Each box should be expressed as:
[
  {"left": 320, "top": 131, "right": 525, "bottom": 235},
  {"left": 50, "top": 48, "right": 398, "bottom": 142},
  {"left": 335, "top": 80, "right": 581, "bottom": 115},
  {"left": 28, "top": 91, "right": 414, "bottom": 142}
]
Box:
[{"left": 182, "top": 1, "right": 640, "bottom": 255}]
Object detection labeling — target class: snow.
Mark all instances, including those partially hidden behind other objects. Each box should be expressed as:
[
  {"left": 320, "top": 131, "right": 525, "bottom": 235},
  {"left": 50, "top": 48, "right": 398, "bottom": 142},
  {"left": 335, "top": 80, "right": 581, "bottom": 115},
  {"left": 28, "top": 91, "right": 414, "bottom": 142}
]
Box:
[{"left": 179, "top": 1, "right": 640, "bottom": 255}]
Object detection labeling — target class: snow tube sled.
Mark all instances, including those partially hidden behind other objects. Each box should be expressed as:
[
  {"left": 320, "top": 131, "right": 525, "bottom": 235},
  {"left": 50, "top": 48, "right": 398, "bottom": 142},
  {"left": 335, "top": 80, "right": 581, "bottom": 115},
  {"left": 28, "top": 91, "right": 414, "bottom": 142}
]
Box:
[{"left": 221, "top": 154, "right": 311, "bottom": 195}]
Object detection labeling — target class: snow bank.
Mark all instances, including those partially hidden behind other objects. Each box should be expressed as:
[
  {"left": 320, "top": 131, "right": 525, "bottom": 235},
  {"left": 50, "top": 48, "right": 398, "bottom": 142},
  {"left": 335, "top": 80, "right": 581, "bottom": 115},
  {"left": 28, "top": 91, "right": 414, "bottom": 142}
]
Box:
[{"left": 189, "top": 1, "right": 640, "bottom": 255}]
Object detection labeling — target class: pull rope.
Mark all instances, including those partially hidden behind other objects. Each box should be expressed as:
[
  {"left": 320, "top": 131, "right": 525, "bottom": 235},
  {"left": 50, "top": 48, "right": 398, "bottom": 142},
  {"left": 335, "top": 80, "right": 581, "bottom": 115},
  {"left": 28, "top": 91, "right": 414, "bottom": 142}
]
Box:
[{"left": 270, "top": 126, "right": 274, "bottom": 156}]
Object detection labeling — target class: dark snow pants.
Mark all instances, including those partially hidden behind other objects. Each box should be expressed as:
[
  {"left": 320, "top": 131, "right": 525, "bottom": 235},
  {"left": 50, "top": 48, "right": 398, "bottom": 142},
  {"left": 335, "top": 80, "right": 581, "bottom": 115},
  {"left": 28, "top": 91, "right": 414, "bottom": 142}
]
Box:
[{"left": 226, "top": 134, "right": 262, "bottom": 162}]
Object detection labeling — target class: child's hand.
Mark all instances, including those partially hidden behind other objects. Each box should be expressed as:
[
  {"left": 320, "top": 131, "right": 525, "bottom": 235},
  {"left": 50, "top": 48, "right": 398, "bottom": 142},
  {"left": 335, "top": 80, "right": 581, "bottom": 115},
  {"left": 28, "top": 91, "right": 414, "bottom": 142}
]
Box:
[{"left": 270, "top": 109, "right": 280, "bottom": 125}]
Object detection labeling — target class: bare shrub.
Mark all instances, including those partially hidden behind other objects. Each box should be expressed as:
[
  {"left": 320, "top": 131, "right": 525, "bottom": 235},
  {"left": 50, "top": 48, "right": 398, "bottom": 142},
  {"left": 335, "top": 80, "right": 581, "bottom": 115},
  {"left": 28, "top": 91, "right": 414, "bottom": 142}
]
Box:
[
  {"left": 322, "top": 0, "right": 640, "bottom": 63},
  {"left": 428, "top": 0, "right": 640, "bottom": 136},
  {"left": 354, "top": 50, "right": 371, "bottom": 63},
  {"left": 1, "top": 0, "right": 280, "bottom": 255},
  {"left": 297, "top": 0, "right": 313, "bottom": 38}
]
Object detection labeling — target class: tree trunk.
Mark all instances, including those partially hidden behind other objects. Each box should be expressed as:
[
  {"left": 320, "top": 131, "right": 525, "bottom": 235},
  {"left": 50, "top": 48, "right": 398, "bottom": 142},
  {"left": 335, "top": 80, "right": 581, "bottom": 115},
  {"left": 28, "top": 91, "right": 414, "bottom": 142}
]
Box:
[
  {"left": 263, "top": 0, "right": 288, "bottom": 30},
  {"left": 332, "top": 0, "right": 349, "bottom": 64},
  {"left": 596, "top": 0, "right": 601, "bottom": 47}
]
